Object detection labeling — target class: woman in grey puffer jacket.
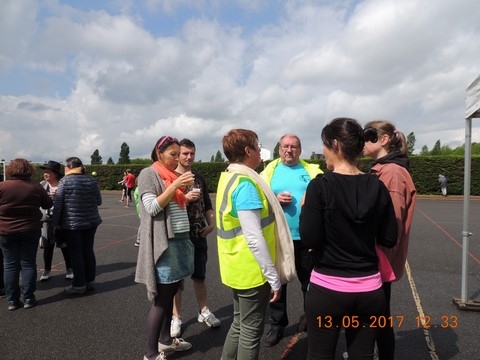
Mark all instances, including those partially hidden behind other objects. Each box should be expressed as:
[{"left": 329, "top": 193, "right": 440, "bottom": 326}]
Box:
[{"left": 52, "top": 157, "right": 102, "bottom": 295}]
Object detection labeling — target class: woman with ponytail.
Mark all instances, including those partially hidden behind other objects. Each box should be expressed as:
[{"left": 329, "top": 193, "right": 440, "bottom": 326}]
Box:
[
  {"left": 135, "top": 136, "right": 195, "bottom": 360},
  {"left": 363, "top": 120, "right": 417, "bottom": 360},
  {"left": 300, "top": 118, "right": 397, "bottom": 359}
]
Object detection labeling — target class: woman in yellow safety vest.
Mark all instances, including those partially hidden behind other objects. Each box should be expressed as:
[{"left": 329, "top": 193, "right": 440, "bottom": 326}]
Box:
[{"left": 216, "top": 129, "right": 294, "bottom": 360}]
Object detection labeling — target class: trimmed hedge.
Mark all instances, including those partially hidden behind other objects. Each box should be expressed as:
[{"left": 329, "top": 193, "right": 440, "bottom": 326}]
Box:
[{"left": 30, "top": 156, "right": 480, "bottom": 195}]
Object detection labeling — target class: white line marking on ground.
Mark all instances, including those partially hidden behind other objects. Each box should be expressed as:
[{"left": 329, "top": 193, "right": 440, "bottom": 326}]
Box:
[{"left": 405, "top": 261, "right": 440, "bottom": 360}]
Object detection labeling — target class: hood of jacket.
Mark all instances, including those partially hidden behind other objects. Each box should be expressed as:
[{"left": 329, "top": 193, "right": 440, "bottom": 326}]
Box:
[
  {"left": 323, "top": 171, "right": 384, "bottom": 224},
  {"left": 367, "top": 150, "right": 410, "bottom": 172}
]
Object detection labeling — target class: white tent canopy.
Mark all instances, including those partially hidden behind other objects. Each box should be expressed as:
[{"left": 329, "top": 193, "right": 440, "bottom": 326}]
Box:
[
  {"left": 466, "top": 75, "right": 480, "bottom": 118},
  {"left": 454, "top": 74, "right": 480, "bottom": 310}
]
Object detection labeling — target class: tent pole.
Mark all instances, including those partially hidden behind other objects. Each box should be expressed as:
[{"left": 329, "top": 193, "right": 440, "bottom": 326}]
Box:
[
  {"left": 460, "top": 118, "right": 472, "bottom": 302},
  {"left": 454, "top": 118, "right": 479, "bottom": 310}
]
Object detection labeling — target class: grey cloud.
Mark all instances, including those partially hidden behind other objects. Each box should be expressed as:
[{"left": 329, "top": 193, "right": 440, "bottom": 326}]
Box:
[{"left": 16, "top": 101, "right": 60, "bottom": 111}]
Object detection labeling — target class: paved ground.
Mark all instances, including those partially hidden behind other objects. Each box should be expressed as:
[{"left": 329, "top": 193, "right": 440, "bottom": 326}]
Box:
[{"left": 1, "top": 192, "right": 479, "bottom": 359}]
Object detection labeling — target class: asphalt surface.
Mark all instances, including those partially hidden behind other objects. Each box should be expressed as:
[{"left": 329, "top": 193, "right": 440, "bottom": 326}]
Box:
[{"left": 1, "top": 192, "right": 479, "bottom": 359}]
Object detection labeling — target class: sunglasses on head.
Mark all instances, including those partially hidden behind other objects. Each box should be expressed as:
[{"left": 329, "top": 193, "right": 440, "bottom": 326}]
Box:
[
  {"left": 363, "top": 127, "right": 378, "bottom": 143},
  {"left": 156, "top": 136, "right": 178, "bottom": 149}
]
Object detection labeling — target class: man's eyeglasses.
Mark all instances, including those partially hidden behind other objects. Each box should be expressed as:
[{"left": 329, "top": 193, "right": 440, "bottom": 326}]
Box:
[
  {"left": 363, "top": 127, "right": 378, "bottom": 143},
  {"left": 281, "top": 145, "right": 299, "bottom": 150},
  {"left": 156, "top": 136, "right": 178, "bottom": 149}
]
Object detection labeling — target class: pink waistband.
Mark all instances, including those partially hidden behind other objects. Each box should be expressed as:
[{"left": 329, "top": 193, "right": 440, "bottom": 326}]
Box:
[{"left": 310, "top": 270, "right": 382, "bottom": 293}]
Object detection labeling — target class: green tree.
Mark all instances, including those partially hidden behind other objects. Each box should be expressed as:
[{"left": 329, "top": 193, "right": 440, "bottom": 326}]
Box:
[
  {"left": 214, "top": 150, "right": 224, "bottom": 162},
  {"left": 90, "top": 149, "right": 103, "bottom": 165},
  {"left": 452, "top": 142, "right": 480, "bottom": 155},
  {"left": 473, "top": 143, "right": 480, "bottom": 155},
  {"left": 130, "top": 158, "right": 153, "bottom": 165},
  {"left": 406, "top": 132, "right": 415, "bottom": 156},
  {"left": 273, "top": 142, "right": 280, "bottom": 159},
  {"left": 107, "top": 157, "right": 114, "bottom": 165},
  {"left": 440, "top": 145, "right": 454, "bottom": 155},
  {"left": 210, "top": 155, "right": 214, "bottom": 162},
  {"left": 430, "top": 140, "right": 441, "bottom": 155},
  {"left": 118, "top": 142, "right": 130, "bottom": 164},
  {"left": 420, "top": 145, "right": 429, "bottom": 155}
]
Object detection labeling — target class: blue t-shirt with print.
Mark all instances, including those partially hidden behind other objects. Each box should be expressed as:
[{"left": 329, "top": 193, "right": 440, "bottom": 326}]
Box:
[{"left": 270, "top": 163, "right": 310, "bottom": 240}]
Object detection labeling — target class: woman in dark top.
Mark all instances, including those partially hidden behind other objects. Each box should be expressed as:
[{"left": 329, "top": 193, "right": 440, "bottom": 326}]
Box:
[
  {"left": 52, "top": 157, "right": 102, "bottom": 295},
  {"left": 0, "top": 158, "right": 53, "bottom": 310},
  {"left": 300, "top": 118, "right": 397, "bottom": 359}
]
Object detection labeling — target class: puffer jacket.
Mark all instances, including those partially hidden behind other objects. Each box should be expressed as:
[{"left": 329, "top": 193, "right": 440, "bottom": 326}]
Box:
[{"left": 52, "top": 172, "right": 102, "bottom": 230}]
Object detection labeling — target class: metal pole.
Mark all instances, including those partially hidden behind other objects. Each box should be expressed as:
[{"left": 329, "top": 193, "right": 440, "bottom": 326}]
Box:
[{"left": 461, "top": 118, "right": 472, "bottom": 302}]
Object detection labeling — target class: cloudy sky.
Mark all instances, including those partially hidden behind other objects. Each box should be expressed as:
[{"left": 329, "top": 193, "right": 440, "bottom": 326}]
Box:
[{"left": 1, "top": 0, "right": 480, "bottom": 164}]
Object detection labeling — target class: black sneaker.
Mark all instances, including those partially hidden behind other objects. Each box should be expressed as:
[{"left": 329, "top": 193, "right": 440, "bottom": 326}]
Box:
[
  {"left": 264, "top": 328, "right": 283, "bottom": 347},
  {"left": 24, "top": 297, "right": 37, "bottom": 309},
  {"left": 7, "top": 300, "right": 22, "bottom": 311}
]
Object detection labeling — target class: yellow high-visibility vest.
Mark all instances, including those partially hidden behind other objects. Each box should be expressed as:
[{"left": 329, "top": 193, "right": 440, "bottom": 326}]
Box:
[{"left": 216, "top": 172, "right": 276, "bottom": 289}]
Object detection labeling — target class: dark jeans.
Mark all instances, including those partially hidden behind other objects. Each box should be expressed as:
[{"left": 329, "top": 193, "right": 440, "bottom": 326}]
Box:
[
  {"left": 0, "top": 229, "right": 40, "bottom": 303},
  {"left": 64, "top": 227, "right": 97, "bottom": 288},
  {"left": 0, "top": 248, "right": 4, "bottom": 289},
  {"left": 269, "top": 240, "right": 314, "bottom": 330},
  {"left": 305, "top": 283, "right": 385, "bottom": 360}
]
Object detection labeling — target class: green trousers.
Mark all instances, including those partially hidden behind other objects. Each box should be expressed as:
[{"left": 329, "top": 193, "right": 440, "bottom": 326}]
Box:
[{"left": 221, "top": 282, "right": 271, "bottom": 360}]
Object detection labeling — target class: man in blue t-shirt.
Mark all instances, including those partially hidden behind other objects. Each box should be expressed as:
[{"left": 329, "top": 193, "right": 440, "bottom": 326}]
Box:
[{"left": 261, "top": 134, "right": 322, "bottom": 347}]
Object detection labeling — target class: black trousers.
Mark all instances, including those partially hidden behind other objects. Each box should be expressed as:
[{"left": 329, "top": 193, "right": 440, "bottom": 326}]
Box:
[{"left": 268, "top": 240, "right": 314, "bottom": 330}]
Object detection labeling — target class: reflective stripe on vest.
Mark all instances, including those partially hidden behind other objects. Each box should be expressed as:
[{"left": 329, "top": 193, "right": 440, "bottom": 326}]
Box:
[{"left": 217, "top": 173, "right": 275, "bottom": 239}]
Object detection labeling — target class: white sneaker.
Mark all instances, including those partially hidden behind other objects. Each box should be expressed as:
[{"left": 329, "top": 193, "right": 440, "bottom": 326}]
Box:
[
  {"left": 170, "top": 316, "right": 182, "bottom": 338},
  {"left": 65, "top": 269, "right": 74, "bottom": 280},
  {"left": 40, "top": 270, "right": 51, "bottom": 281},
  {"left": 197, "top": 307, "right": 221, "bottom": 327},
  {"left": 158, "top": 337, "right": 191, "bottom": 355},
  {"left": 143, "top": 352, "right": 167, "bottom": 360}
]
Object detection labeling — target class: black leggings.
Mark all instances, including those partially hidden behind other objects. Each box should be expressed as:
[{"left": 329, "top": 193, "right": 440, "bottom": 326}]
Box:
[
  {"left": 376, "top": 282, "right": 394, "bottom": 360},
  {"left": 305, "top": 283, "right": 385, "bottom": 360},
  {"left": 145, "top": 281, "right": 182, "bottom": 359},
  {"left": 43, "top": 242, "right": 72, "bottom": 271}
]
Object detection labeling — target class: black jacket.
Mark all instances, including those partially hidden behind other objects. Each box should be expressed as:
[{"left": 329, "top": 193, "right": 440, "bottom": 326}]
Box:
[
  {"left": 300, "top": 172, "right": 397, "bottom": 277},
  {"left": 52, "top": 173, "right": 102, "bottom": 230}
]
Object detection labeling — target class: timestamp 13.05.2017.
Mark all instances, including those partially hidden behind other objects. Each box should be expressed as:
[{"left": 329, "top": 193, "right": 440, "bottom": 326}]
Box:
[{"left": 315, "top": 315, "right": 458, "bottom": 329}]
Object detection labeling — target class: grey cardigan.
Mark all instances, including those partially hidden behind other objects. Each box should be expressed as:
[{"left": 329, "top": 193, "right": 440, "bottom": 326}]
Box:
[{"left": 134, "top": 166, "right": 175, "bottom": 301}]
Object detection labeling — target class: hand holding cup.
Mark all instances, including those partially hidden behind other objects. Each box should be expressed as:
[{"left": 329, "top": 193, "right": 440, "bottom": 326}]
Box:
[
  {"left": 278, "top": 191, "right": 292, "bottom": 205},
  {"left": 188, "top": 184, "right": 202, "bottom": 201},
  {"left": 177, "top": 171, "right": 195, "bottom": 188}
]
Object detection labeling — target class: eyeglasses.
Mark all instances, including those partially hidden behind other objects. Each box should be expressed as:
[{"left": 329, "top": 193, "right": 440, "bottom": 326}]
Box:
[
  {"left": 156, "top": 136, "right": 178, "bottom": 149},
  {"left": 281, "top": 145, "right": 299, "bottom": 150},
  {"left": 363, "top": 127, "right": 378, "bottom": 143}
]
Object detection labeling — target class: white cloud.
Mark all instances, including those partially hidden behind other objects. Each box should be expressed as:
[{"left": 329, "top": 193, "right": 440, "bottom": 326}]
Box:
[{"left": 1, "top": 0, "right": 480, "bottom": 164}]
